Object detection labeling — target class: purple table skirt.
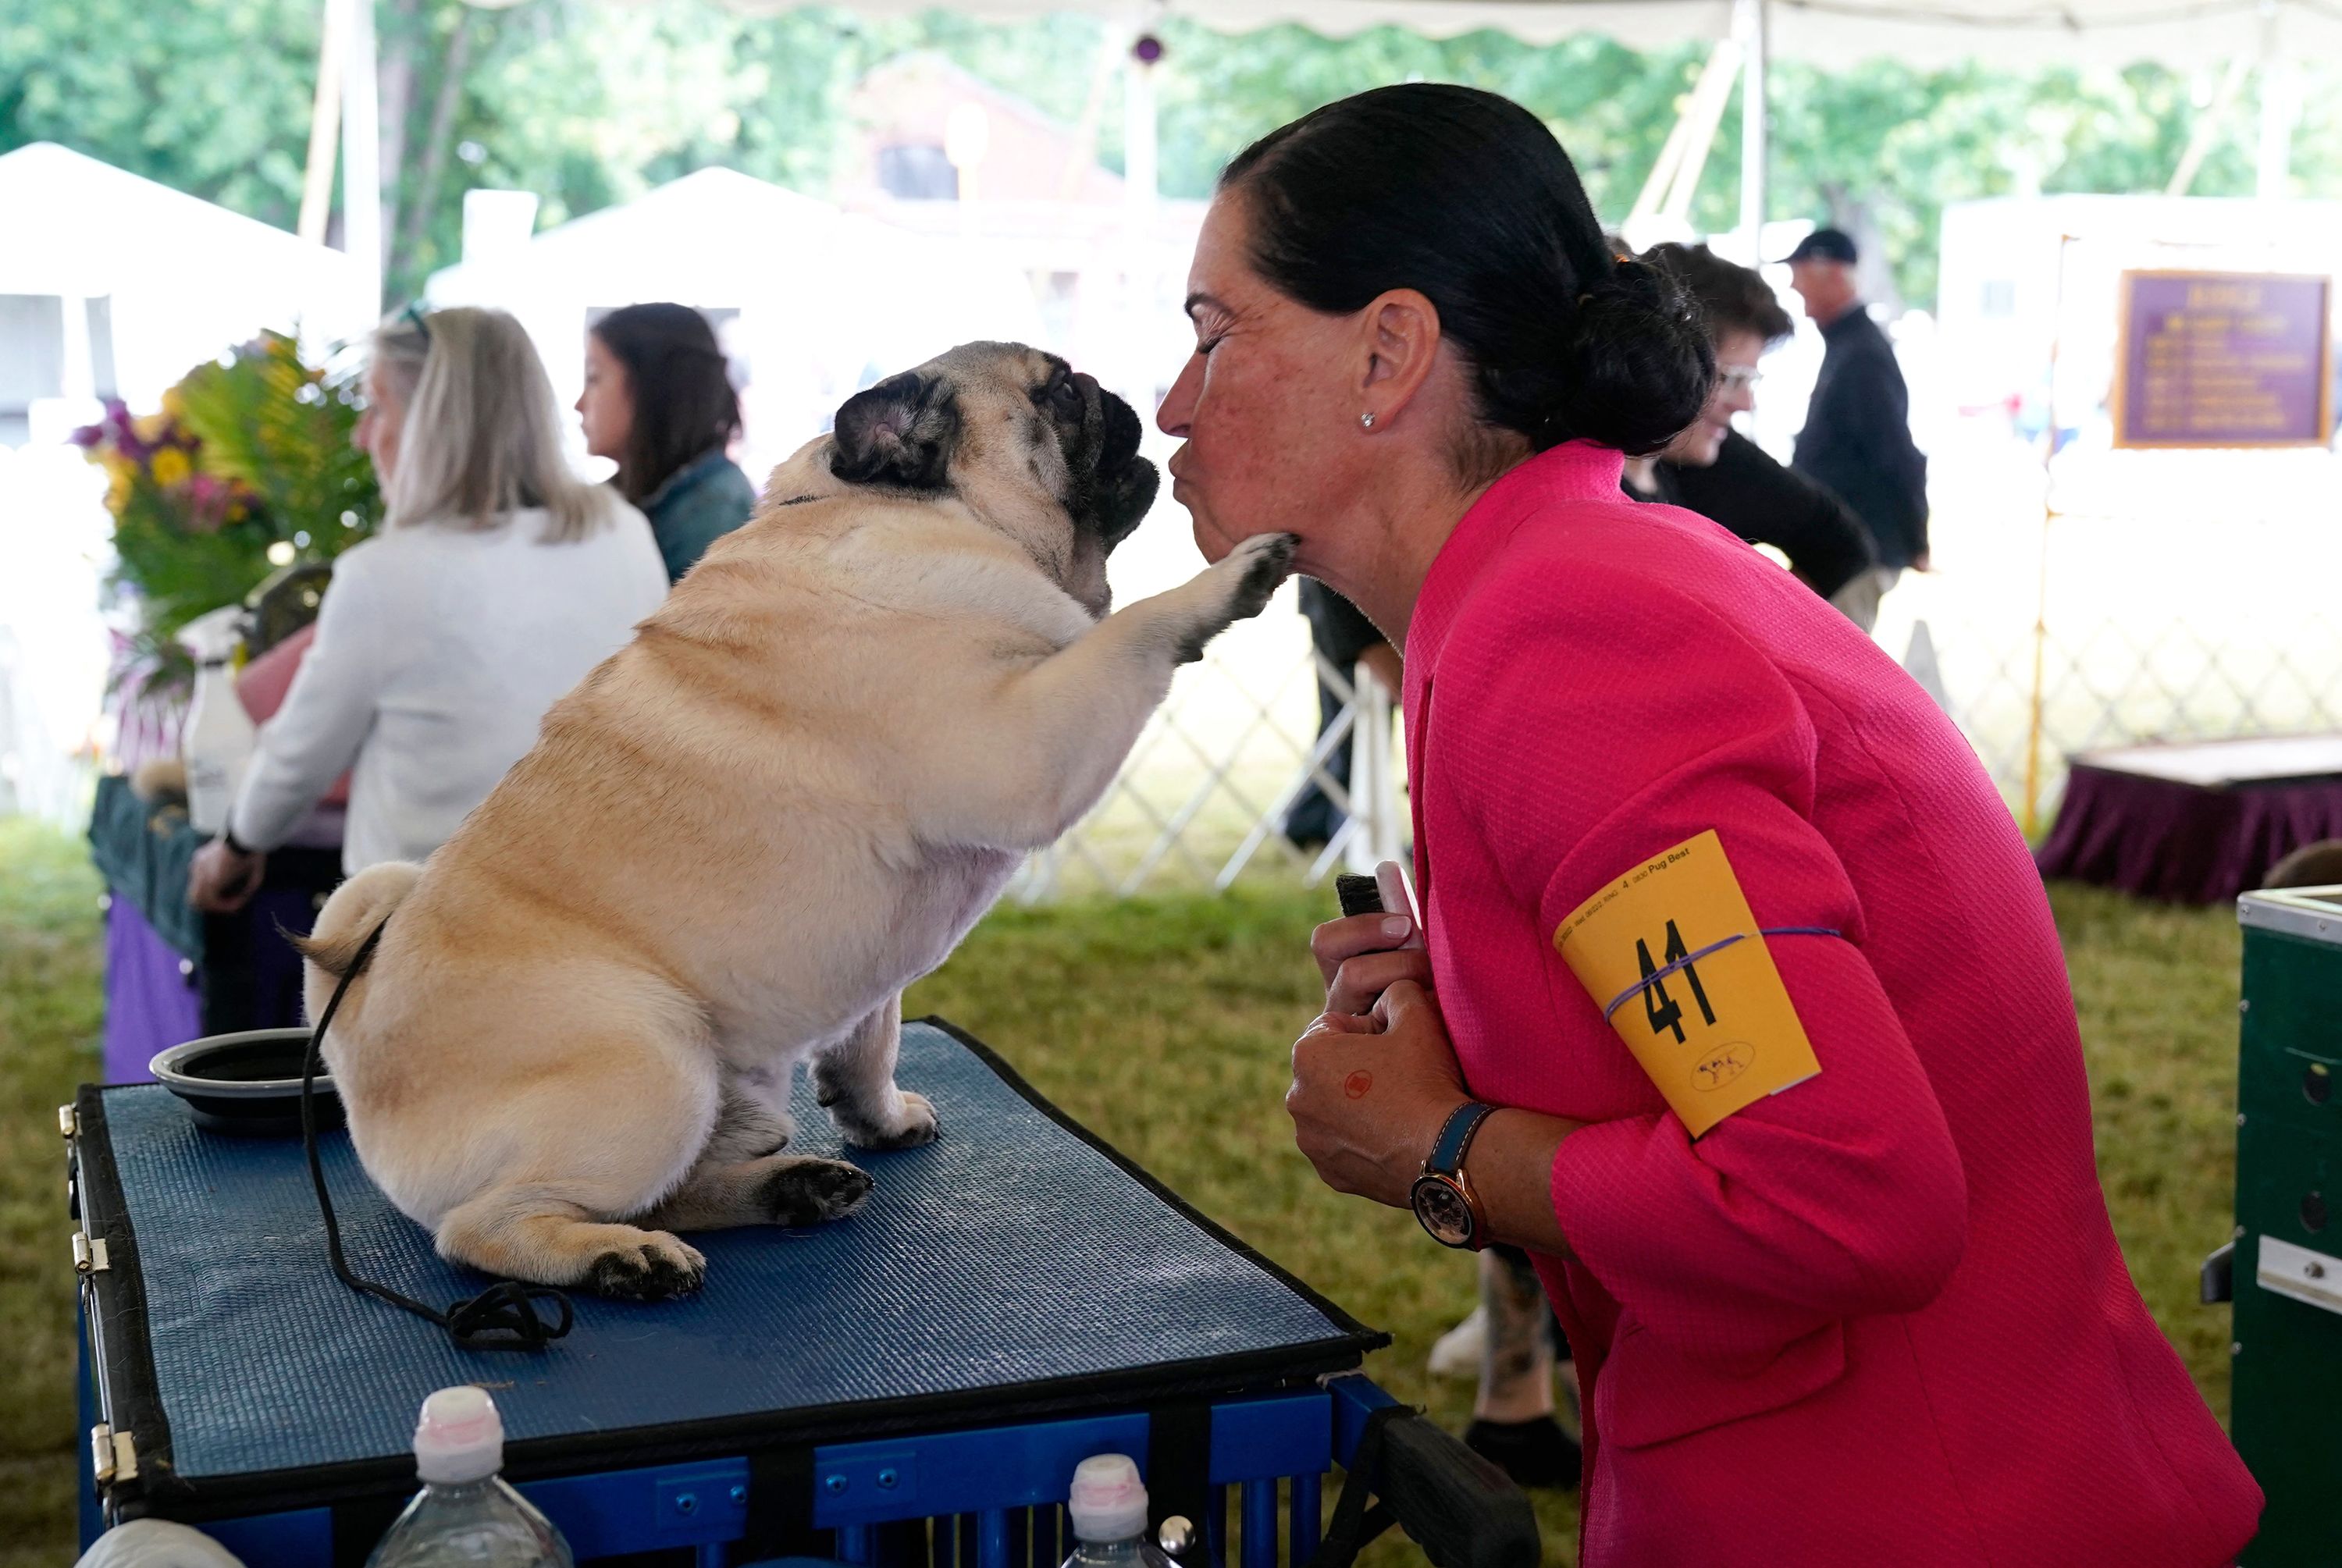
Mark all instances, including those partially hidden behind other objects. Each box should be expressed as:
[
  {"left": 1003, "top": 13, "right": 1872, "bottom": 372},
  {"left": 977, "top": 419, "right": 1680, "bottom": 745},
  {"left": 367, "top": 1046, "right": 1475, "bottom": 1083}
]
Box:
[
  {"left": 2034, "top": 763, "right": 2342, "bottom": 904},
  {"left": 102, "top": 897, "right": 204, "bottom": 1083}
]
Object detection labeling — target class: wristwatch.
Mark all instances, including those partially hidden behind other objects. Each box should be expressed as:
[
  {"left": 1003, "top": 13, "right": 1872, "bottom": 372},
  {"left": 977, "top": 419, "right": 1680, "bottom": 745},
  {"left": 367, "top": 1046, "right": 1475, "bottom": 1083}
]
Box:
[{"left": 1410, "top": 1100, "right": 1498, "bottom": 1250}]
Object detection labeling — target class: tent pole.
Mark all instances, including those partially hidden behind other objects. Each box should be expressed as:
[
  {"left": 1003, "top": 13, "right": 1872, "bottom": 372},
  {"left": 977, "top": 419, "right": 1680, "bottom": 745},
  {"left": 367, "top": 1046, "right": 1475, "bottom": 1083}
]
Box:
[
  {"left": 1739, "top": 0, "right": 1767, "bottom": 262},
  {"left": 2166, "top": 52, "right": 2251, "bottom": 198},
  {"left": 1659, "top": 42, "right": 1739, "bottom": 226},
  {"left": 2256, "top": 0, "right": 2295, "bottom": 199},
  {"left": 1628, "top": 39, "right": 1734, "bottom": 236},
  {"left": 1121, "top": 21, "right": 1159, "bottom": 409},
  {"left": 342, "top": 0, "right": 383, "bottom": 321},
  {"left": 299, "top": 0, "right": 349, "bottom": 246}
]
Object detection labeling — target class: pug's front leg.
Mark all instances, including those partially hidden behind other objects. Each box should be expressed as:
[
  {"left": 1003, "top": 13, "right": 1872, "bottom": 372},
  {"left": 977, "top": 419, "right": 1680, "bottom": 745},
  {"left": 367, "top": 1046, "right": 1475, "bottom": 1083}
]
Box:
[
  {"left": 909, "top": 532, "right": 1299, "bottom": 850},
  {"left": 814, "top": 993, "right": 939, "bottom": 1150}
]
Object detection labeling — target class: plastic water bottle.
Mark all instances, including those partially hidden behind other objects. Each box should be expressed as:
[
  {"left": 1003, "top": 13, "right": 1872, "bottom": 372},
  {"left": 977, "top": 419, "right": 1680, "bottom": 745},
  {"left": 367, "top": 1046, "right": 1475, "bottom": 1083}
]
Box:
[
  {"left": 365, "top": 1387, "right": 573, "bottom": 1568},
  {"left": 1061, "top": 1456, "right": 1185, "bottom": 1568}
]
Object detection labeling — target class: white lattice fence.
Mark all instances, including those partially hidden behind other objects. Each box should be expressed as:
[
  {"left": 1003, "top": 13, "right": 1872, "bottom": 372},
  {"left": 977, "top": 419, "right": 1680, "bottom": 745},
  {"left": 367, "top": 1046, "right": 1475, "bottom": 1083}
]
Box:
[{"left": 1870, "top": 440, "right": 2342, "bottom": 829}]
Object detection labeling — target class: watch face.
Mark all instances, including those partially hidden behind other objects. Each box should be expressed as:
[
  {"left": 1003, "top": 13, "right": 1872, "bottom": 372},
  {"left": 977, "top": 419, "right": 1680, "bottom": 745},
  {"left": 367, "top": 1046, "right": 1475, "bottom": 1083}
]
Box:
[{"left": 1411, "top": 1175, "right": 1475, "bottom": 1247}]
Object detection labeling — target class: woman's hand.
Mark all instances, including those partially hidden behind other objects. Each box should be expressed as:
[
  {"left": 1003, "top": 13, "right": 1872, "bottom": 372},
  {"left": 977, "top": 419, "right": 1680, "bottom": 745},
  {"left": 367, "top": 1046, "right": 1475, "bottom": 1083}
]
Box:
[
  {"left": 1312, "top": 911, "right": 1434, "bottom": 1016},
  {"left": 1287, "top": 980, "right": 1468, "bottom": 1210},
  {"left": 188, "top": 838, "right": 265, "bottom": 915}
]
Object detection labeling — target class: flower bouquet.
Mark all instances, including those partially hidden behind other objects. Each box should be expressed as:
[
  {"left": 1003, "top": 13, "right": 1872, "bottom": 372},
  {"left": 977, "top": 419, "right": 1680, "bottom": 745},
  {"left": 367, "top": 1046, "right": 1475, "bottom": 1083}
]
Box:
[{"left": 74, "top": 330, "right": 383, "bottom": 695}]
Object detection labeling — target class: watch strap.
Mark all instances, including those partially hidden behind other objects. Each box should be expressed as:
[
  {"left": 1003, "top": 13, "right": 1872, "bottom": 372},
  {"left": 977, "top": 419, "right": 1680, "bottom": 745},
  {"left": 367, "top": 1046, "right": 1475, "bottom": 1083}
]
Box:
[{"left": 1425, "top": 1100, "right": 1498, "bottom": 1177}]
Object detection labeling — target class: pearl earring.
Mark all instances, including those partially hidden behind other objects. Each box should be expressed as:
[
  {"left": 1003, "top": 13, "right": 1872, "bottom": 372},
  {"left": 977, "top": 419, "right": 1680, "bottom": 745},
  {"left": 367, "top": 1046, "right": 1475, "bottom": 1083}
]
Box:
[{"left": 1358, "top": 411, "right": 1377, "bottom": 429}]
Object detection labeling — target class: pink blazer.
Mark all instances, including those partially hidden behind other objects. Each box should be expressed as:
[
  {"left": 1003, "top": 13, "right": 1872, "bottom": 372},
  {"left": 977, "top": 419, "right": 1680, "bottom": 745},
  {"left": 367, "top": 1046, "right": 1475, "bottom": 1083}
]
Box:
[{"left": 1403, "top": 442, "right": 2258, "bottom": 1566}]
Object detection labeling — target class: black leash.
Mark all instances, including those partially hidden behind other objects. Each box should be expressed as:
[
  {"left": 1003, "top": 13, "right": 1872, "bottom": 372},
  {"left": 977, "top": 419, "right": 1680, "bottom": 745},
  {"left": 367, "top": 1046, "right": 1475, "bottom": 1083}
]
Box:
[{"left": 302, "top": 917, "right": 575, "bottom": 1351}]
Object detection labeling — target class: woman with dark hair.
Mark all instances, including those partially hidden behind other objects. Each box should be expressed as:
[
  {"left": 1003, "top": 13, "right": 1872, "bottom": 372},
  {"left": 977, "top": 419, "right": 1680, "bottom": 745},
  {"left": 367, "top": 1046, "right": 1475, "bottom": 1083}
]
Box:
[
  {"left": 1622, "top": 243, "right": 1875, "bottom": 610},
  {"left": 1161, "top": 85, "right": 2258, "bottom": 1563},
  {"left": 578, "top": 303, "right": 757, "bottom": 582}
]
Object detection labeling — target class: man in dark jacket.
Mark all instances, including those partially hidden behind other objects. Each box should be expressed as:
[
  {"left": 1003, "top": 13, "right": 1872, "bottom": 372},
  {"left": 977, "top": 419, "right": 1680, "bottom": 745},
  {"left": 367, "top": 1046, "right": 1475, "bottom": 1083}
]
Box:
[
  {"left": 1784, "top": 228, "right": 1930, "bottom": 618},
  {"left": 1625, "top": 244, "right": 1875, "bottom": 613}
]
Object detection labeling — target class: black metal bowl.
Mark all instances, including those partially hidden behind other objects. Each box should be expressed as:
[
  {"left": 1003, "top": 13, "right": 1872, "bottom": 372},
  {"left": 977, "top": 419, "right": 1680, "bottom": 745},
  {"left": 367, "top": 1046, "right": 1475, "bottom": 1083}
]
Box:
[{"left": 150, "top": 1029, "right": 343, "bottom": 1137}]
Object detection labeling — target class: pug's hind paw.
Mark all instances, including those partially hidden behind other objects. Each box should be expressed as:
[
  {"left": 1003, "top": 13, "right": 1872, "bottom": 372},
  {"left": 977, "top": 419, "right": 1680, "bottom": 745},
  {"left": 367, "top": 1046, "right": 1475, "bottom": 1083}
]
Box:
[{"left": 758, "top": 1157, "right": 875, "bottom": 1225}]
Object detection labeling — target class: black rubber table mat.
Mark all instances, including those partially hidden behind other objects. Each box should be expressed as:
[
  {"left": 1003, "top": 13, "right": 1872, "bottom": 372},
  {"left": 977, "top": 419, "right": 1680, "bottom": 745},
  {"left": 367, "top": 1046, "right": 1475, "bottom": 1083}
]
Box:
[{"left": 80, "top": 1019, "right": 1377, "bottom": 1505}]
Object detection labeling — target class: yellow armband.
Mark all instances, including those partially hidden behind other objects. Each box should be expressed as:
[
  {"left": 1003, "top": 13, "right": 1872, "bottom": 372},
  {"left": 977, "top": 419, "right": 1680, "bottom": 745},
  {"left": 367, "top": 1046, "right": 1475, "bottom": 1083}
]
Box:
[{"left": 1552, "top": 830, "right": 1823, "bottom": 1138}]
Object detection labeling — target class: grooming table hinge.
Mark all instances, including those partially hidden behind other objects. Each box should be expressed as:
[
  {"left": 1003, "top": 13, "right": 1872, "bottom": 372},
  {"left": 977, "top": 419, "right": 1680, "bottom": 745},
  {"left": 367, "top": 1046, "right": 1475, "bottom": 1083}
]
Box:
[
  {"left": 72, "top": 1230, "right": 110, "bottom": 1275},
  {"left": 89, "top": 1425, "right": 137, "bottom": 1492}
]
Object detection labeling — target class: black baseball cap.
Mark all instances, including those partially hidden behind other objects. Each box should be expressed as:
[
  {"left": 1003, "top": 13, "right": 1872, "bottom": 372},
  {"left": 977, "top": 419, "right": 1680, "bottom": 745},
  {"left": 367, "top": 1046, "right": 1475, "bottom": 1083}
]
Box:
[{"left": 1781, "top": 227, "right": 1857, "bottom": 265}]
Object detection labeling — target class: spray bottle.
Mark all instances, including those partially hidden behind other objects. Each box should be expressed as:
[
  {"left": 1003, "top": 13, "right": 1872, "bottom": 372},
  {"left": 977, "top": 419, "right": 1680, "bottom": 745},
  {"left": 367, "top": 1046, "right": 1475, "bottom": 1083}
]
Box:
[{"left": 179, "top": 603, "right": 254, "bottom": 837}]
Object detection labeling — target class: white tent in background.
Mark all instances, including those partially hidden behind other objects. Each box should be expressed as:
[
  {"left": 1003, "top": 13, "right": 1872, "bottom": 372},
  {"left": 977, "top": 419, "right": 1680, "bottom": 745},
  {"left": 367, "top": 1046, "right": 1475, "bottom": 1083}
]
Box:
[
  {"left": 424, "top": 165, "right": 1048, "bottom": 478},
  {"left": 0, "top": 143, "right": 368, "bottom": 824},
  {"left": 0, "top": 142, "right": 367, "bottom": 433}
]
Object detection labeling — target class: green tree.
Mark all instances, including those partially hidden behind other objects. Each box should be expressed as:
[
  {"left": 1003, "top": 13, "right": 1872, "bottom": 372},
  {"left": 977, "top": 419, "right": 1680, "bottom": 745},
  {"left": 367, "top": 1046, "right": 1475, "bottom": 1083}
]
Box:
[
  {"left": 8, "top": 1, "right": 2340, "bottom": 317},
  {"left": 0, "top": 0, "right": 317, "bottom": 226}
]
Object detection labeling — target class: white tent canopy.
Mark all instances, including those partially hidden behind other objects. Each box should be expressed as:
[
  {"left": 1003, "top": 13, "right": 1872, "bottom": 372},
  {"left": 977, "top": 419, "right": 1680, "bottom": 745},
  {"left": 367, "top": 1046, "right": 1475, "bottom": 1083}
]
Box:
[
  {"left": 426, "top": 165, "right": 1049, "bottom": 471},
  {"left": 0, "top": 142, "right": 368, "bottom": 409},
  {"left": 688, "top": 0, "right": 2342, "bottom": 67}
]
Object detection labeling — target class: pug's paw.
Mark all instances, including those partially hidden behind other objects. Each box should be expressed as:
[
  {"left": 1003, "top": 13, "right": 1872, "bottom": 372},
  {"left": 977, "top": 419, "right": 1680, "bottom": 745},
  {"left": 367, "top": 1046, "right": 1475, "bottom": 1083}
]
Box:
[
  {"left": 833, "top": 1087, "right": 941, "bottom": 1150},
  {"left": 1174, "top": 533, "right": 1301, "bottom": 663},
  {"left": 758, "top": 1157, "right": 876, "bottom": 1225},
  {"left": 585, "top": 1233, "right": 707, "bottom": 1300},
  {"left": 1225, "top": 532, "right": 1301, "bottom": 622}
]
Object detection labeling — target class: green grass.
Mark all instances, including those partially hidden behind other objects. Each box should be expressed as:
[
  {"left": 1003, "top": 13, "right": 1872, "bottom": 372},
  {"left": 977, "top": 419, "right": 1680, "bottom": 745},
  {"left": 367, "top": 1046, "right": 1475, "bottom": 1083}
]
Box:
[
  {"left": 0, "top": 819, "right": 106, "bottom": 1568},
  {"left": 0, "top": 822, "right": 2242, "bottom": 1567}
]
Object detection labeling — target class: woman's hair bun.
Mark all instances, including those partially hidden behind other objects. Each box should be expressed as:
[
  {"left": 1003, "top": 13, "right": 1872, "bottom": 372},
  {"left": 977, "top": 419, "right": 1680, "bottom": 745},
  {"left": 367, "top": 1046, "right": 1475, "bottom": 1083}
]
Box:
[
  {"left": 1221, "top": 84, "right": 1717, "bottom": 468},
  {"left": 1547, "top": 258, "right": 1716, "bottom": 458}
]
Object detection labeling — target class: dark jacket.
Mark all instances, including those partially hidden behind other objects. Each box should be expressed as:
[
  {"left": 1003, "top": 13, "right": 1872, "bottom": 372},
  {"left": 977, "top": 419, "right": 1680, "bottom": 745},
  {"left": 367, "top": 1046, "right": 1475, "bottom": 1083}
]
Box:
[
  {"left": 642, "top": 449, "right": 757, "bottom": 584},
  {"left": 1625, "top": 430, "right": 1876, "bottom": 600},
  {"left": 1792, "top": 308, "right": 1929, "bottom": 569}
]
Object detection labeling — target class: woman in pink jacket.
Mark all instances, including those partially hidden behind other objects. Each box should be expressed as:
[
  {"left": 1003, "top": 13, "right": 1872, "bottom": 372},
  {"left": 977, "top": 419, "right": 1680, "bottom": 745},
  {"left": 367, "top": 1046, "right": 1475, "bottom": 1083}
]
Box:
[{"left": 1159, "top": 84, "right": 2260, "bottom": 1565}]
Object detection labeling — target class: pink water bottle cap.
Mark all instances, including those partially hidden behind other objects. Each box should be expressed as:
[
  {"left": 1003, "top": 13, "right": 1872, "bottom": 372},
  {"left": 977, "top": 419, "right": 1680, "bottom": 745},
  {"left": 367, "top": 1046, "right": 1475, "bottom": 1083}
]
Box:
[
  {"left": 413, "top": 1385, "right": 504, "bottom": 1484},
  {"left": 1068, "top": 1453, "right": 1148, "bottom": 1543}
]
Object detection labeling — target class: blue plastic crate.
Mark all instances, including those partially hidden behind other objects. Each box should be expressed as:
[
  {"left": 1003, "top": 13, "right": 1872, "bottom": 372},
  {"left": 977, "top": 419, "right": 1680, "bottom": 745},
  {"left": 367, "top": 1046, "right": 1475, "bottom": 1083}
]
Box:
[{"left": 124, "top": 1374, "right": 1401, "bottom": 1568}]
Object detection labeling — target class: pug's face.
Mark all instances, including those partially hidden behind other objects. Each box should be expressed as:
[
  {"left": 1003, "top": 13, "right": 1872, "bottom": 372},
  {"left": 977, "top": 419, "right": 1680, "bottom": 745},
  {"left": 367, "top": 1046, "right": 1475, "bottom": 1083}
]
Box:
[{"left": 828, "top": 343, "right": 1159, "bottom": 617}]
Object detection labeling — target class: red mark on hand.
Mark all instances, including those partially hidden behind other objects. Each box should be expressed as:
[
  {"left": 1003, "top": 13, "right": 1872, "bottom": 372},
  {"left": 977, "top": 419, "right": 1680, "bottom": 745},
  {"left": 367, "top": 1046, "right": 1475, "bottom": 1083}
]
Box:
[{"left": 1344, "top": 1070, "right": 1374, "bottom": 1100}]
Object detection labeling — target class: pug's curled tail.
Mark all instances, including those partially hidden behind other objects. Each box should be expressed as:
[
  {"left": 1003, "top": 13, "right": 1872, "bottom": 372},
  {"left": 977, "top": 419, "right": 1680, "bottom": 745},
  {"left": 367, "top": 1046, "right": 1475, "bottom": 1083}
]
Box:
[{"left": 298, "top": 861, "right": 425, "bottom": 978}]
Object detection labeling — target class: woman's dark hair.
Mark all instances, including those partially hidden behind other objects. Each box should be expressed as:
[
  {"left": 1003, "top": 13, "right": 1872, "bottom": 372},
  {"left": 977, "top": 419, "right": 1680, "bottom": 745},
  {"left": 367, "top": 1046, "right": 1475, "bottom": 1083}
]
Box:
[
  {"left": 1644, "top": 242, "right": 1795, "bottom": 348},
  {"left": 590, "top": 303, "right": 742, "bottom": 504},
  {"left": 1220, "top": 84, "right": 1713, "bottom": 470}
]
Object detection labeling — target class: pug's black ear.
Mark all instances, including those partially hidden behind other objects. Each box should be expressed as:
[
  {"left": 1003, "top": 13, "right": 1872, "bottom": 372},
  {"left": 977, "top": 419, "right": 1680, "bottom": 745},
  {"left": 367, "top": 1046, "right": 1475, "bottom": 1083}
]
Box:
[{"left": 830, "top": 372, "right": 959, "bottom": 489}]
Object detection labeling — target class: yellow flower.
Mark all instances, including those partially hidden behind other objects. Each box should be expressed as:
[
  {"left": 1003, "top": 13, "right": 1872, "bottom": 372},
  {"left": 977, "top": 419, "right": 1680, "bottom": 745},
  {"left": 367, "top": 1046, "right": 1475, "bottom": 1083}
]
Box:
[
  {"left": 160, "top": 387, "right": 187, "bottom": 423},
  {"left": 150, "top": 447, "right": 191, "bottom": 488},
  {"left": 132, "top": 412, "right": 169, "bottom": 446},
  {"left": 105, "top": 474, "right": 132, "bottom": 514}
]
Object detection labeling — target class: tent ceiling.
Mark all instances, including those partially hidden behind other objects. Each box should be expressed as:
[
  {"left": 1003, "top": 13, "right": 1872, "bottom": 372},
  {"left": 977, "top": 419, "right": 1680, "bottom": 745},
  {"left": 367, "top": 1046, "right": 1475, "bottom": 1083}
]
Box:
[{"left": 691, "top": 0, "right": 2342, "bottom": 67}]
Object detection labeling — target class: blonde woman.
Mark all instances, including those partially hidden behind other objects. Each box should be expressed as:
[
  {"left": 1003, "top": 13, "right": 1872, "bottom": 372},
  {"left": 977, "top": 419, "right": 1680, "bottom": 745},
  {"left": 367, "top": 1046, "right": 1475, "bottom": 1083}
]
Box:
[{"left": 189, "top": 307, "right": 668, "bottom": 911}]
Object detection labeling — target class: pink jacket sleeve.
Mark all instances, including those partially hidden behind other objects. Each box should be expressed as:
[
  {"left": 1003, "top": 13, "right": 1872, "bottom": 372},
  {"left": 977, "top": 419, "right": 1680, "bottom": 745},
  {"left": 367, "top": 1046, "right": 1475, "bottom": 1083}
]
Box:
[{"left": 1436, "top": 564, "right": 1966, "bottom": 1371}]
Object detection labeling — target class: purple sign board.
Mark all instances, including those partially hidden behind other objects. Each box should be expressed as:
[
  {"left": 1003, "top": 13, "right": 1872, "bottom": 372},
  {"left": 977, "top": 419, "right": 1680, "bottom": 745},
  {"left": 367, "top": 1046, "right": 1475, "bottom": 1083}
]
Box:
[{"left": 2115, "top": 271, "right": 2333, "bottom": 449}]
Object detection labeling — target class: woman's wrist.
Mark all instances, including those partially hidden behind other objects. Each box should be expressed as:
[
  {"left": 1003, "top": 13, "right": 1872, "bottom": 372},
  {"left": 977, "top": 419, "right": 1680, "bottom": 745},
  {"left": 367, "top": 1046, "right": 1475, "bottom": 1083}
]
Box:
[{"left": 1461, "top": 1108, "right": 1582, "bottom": 1257}]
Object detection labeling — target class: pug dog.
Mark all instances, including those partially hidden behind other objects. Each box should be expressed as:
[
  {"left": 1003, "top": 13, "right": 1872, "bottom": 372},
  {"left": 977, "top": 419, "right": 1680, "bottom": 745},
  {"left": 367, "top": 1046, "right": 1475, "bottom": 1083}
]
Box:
[{"left": 299, "top": 343, "right": 1296, "bottom": 1299}]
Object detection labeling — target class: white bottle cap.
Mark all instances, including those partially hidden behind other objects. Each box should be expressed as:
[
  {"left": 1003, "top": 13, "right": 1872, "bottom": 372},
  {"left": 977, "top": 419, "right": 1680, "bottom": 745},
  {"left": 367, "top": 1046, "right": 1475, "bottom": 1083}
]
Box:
[
  {"left": 1068, "top": 1454, "right": 1148, "bottom": 1544},
  {"left": 413, "top": 1385, "right": 504, "bottom": 1484}
]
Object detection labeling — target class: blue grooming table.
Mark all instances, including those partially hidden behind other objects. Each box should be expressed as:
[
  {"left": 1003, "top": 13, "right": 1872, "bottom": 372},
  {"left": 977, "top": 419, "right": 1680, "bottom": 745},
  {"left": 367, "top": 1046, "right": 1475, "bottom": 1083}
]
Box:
[{"left": 69, "top": 1019, "right": 1387, "bottom": 1566}]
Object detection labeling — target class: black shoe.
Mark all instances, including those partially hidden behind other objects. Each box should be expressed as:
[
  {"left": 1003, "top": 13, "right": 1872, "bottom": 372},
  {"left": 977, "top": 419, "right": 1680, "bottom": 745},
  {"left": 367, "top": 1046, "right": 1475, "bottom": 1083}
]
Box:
[{"left": 1464, "top": 1416, "right": 1582, "bottom": 1491}]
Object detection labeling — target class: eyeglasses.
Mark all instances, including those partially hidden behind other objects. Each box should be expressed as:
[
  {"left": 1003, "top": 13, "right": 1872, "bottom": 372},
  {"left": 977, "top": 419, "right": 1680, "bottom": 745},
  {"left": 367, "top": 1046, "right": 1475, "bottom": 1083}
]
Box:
[
  {"left": 400, "top": 301, "right": 432, "bottom": 345},
  {"left": 1715, "top": 365, "right": 1764, "bottom": 392}
]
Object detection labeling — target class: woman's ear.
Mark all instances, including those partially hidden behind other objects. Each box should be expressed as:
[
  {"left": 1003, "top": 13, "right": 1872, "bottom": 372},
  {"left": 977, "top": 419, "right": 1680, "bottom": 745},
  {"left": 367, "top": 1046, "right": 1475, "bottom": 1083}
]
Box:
[{"left": 1358, "top": 289, "right": 1443, "bottom": 415}]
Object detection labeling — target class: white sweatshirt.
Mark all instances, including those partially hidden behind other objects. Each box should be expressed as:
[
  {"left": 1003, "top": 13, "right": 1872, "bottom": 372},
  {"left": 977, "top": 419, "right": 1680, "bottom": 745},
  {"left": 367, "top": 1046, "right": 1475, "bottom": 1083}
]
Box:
[{"left": 228, "top": 502, "right": 669, "bottom": 873}]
